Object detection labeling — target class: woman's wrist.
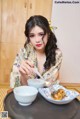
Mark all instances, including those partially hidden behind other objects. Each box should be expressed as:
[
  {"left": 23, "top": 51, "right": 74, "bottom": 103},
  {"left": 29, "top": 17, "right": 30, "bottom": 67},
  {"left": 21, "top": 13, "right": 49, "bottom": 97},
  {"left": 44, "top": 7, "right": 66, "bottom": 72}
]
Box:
[{"left": 20, "top": 75, "right": 28, "bottom": 85}]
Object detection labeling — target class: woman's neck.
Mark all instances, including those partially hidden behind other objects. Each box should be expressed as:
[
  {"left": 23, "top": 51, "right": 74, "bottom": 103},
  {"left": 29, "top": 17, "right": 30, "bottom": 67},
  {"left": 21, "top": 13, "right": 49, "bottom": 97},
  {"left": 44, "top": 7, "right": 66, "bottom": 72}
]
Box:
[{"left": 35, "top": 49, "right": 45, "bottom": 56}]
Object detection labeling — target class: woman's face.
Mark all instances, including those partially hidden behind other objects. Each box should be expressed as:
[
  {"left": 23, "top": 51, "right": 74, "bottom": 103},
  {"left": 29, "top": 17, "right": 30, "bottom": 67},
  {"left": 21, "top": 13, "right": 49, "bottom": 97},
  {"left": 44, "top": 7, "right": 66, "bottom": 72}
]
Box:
[{"left": 29, "top": 26, "right": 48, "bottom": 52}]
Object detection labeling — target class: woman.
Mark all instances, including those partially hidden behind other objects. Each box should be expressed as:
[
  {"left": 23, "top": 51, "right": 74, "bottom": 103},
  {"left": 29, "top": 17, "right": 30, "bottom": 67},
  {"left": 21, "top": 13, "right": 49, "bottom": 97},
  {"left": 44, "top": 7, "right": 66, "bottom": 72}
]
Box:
[{"left": 10, "top": 15, "right": 62, "bottom": 88}]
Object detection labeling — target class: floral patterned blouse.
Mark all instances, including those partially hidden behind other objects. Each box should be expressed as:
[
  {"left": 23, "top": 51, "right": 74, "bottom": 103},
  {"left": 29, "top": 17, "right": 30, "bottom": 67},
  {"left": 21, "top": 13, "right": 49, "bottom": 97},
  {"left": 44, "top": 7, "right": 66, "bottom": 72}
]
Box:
[{"left": 10, "top": 43, "right": 62, "bottom": 88}]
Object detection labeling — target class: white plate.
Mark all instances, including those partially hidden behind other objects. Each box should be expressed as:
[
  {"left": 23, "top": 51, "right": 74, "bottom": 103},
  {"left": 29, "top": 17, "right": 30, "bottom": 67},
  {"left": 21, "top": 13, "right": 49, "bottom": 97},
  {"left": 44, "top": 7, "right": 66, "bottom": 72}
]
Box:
[{"left": 39, "top": 84, "right": 79, "bottom": 104}]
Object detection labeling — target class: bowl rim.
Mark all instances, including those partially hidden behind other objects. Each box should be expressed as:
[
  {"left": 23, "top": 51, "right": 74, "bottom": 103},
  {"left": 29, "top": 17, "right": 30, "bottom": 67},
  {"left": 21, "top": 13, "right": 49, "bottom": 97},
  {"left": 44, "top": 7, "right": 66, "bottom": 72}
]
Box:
[
  {"left": 13, "top": 85, "right": 38, "bottom": 96},
  {"left": 28, "top": 79, "right": 45, "bottom": 84}
]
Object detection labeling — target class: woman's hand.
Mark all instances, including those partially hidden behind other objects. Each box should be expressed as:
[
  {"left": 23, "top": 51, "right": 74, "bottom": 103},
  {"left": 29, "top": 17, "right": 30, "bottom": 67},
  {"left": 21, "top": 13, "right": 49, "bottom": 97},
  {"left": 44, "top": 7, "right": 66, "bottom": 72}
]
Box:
[{"left": 19, "top": 60, "right": 34, "bottom": 85}]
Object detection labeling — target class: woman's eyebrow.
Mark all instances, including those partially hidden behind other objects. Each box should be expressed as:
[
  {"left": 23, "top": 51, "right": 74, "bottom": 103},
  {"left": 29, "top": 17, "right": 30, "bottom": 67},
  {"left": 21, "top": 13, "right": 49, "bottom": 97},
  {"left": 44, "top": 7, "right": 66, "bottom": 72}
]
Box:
[
  {"left": 29, "top": 32, "right": 44, "bottom": 35},
  {"left": 29, "top": 32, "right": 34, "bottom": 34},
  {"left": 29, "top": 33, "right": 34, "bottom": 35},
  {"left": 39, "top": 32, "right": 44, "bottom": 33}
]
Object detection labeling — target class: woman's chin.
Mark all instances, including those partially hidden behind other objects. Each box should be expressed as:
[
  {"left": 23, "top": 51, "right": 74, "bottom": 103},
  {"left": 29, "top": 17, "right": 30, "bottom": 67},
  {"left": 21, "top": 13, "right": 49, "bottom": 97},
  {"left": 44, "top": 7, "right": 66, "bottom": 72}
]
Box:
[
  {"left": 36, "top": 48, "right": 45, "bottom": 52},
  {"left": 35, "top": 46, "right": 45, "bottom": 51}
]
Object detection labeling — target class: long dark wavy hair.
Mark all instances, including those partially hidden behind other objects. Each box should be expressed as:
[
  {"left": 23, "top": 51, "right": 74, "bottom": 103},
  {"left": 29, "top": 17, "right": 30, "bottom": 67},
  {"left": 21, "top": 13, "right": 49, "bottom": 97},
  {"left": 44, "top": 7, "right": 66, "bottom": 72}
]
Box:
[{"left": 24, "top": 15, "right": 58, "bottom": 70}]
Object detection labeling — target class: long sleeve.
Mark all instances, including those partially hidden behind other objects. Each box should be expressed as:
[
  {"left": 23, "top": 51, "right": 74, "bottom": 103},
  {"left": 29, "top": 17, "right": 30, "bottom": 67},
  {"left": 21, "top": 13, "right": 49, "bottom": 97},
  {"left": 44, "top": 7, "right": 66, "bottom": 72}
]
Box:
[
  {"left": 10, "top": 48, "right": 28, "bottom": 88},
  {"left": 10, "top": 44, "right": 37, "bottom": 88}
]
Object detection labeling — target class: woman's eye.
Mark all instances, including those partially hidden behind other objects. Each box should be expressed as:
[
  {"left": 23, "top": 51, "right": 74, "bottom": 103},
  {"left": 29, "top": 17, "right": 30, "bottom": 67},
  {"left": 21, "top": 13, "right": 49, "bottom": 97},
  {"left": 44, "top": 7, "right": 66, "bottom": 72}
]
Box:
[
  {"left": 29, "top": 35, "right": 34, "bottom": 38},
  {"left": 39, "top": 33, "right": 44, "bottom": 36}
]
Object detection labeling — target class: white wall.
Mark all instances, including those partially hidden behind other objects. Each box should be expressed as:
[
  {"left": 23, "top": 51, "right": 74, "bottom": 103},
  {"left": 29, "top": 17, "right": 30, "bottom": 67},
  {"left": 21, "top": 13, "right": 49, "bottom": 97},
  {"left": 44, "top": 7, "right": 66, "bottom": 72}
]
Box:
[{"left": 51, "top": 0, "right": 80, "bottom": 83}]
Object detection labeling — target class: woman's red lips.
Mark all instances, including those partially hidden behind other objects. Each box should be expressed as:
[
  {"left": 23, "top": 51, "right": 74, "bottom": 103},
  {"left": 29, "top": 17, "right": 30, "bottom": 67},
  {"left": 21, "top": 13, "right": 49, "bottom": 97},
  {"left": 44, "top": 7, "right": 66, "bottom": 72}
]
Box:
[{"left": 36, "top": 44, "right": 42, "bottom": 47}]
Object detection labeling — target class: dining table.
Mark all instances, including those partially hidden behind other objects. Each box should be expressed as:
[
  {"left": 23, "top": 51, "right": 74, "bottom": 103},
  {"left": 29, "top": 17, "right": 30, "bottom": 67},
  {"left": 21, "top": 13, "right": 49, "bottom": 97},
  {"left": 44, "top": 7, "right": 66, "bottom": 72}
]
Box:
[{"left": 0, "top": 85, "right": 80, "bottom": 119}]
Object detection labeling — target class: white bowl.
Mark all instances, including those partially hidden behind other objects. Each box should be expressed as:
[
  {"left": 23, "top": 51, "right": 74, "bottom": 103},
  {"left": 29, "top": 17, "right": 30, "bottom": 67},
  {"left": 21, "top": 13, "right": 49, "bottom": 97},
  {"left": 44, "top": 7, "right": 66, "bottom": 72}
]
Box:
[
  {"left": 13, "top": 86, "right": 38, "bottom": 106},
  {"left": 27, "top": 79, "right": 45, "bottom": 89}
]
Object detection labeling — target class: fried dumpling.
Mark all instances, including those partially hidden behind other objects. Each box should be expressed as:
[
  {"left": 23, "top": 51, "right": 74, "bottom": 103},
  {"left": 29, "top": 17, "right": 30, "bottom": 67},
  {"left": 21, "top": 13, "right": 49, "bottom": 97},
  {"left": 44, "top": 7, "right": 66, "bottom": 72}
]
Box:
[{"left": 51, "top": 89, "right": 66, "bottom": 100}]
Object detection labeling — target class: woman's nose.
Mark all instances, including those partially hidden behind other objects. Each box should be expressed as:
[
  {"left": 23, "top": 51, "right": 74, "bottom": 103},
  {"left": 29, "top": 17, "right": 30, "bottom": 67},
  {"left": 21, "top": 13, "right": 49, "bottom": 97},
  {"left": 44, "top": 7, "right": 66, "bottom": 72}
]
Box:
[{"left": 35, "top": 36, "right": 41, "bottom": 42}]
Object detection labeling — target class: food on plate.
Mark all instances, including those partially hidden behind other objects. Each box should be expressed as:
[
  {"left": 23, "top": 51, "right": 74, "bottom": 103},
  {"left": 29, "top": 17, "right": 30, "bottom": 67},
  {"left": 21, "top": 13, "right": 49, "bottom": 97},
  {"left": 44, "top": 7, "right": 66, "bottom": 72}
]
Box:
[{"left": 51, "top": 89, "right": 66, "bottom": 100}]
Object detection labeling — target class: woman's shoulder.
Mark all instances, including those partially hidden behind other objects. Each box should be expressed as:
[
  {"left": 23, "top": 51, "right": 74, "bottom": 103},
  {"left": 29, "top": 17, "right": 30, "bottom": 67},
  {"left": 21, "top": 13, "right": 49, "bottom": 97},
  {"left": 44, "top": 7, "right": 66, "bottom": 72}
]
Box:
[
  {"left": 19, "top": 43, "right": 33, "bottom": 53},
  {"left": 17, "top": 43, "right": 35, "bottom": 59},
  {"left": 55, "top": 48, "right": 63, "bottom": 61},
  {"left": 56, "top": 48, "right": 62, "bottom": 56}
]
